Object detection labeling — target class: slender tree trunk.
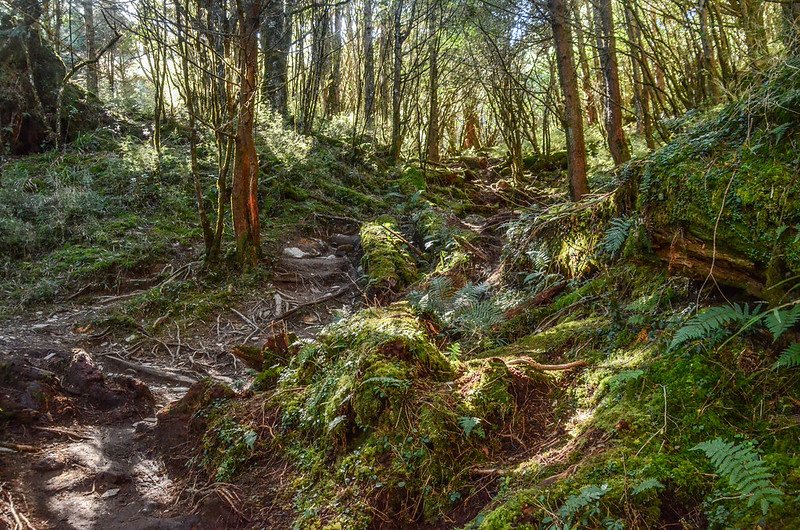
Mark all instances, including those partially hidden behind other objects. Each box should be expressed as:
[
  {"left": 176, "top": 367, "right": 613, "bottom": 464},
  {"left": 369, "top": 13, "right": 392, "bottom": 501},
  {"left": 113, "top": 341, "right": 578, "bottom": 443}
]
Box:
[
  {"left": 623, "top": 1, "right": 654, "bottom": 149},
  {"left": 697, "top": 0, "right": 720, "bottom": 103},
  {"left": 573, "top": 2, "right": 597, "bottom": 125},
  {"left": 233, "top": 0, "right": 262, "bottom": 267},
  {"left": 326, "top": 4, "right": 343, "bottom": 116},
  {"left": 594, "top": 0, "right": 630, "bottom": 165},
  {"left": 82, "top": 0, "right": 97, "bottom": 95},
  {"left": 363, "top": 0, "right": 375, "bottom": 129},
  {"left": 176, "top": 0, "right": 214, "bottom": 258},
  {"left": 390, "top": 0, "right": 404, "bottom": 162},
  {"left": 262, "top": 0, "right": 290, "bottom": 116},
  {"left": 550, "top": 0, "right": 588, "bottom": 200},
  {"left": 426, "top": 2, "right": 440, "bottom": 163}
]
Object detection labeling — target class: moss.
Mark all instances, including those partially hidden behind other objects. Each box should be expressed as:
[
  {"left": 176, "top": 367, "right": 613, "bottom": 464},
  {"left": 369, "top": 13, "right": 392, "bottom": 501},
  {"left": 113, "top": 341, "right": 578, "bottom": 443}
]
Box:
[
  {"left": 360, "top": 217, "right": 419, "bottom": 292},
  {"left": 482, "top": 317, "right": 609, "bottom": 360},
  {"left": 466, "top": 359, "right": 515, "bottom": 425},
  {"left": 266, "top": 303, "right": 535, "bottom": 527}
]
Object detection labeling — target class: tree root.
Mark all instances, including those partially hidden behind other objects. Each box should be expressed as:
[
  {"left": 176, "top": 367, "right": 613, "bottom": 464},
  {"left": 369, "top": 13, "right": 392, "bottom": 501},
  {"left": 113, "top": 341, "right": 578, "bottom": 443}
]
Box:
[{"left": 507, "top": 357, "right": 588, "bottom": 371}]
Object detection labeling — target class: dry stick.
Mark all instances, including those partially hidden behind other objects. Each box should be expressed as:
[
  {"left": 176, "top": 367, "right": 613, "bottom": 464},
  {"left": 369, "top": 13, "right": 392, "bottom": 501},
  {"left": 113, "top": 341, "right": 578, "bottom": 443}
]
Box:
[
  {"left": 0, "top": 442, "right": 38, "bottom": 453},
  {"left": 101, "top": 354, "right": 198, "bottom": 385},
  {"left": 231, "top": 308, "right": 259, "bottom": 330},
  {"left": 507, "top": 358, "right": 588, "bottom": 371},
  {"left": 378, "top": 225, "right": 426, "bottom": 260},
  {"left": 269, "top": 284, "right": 352, "bottom": 324}
]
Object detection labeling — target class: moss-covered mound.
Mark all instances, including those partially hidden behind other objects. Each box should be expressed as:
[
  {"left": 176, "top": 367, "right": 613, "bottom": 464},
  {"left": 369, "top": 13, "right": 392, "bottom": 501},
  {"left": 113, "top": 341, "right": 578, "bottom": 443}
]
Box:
[
  {"left": 360, "top": 217, "right": 419, "bottom": 293},
  {"left": 630, "top": 59, "right": 800, "bottom": 295},
  {"left": 259, "top": 303, "right": 554, "bottom": 528}
]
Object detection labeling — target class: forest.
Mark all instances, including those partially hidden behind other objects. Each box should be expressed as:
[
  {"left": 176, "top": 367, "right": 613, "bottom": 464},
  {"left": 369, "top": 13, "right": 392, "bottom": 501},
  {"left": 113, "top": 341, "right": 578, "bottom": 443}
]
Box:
[{"left": 1, "top": 0, "right": 799, "bottom": 527}]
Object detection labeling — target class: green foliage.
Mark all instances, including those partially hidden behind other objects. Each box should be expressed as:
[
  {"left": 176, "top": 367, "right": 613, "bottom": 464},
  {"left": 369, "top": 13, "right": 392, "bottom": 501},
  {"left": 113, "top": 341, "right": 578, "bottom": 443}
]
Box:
[
  {"left": 458, "top": 416, "right": 485, "bottom": 439},
  {"left": 542, "top": 484, "right": 624, "bottom": 530},
  {"left": 774, "top": 342, "right": 800, "bottom": 370},
  {"left": 631, "top": 478, "right": 664, "bottom": 496},
  {"left": 669, "top": 304, "right": 762, "bottom": 350},
  {"left": 202, "top": 416, "right": 258, "bottom": 482},
  {"left": 410, "top": 281, "right": 506, "bottom": 345},
  {"left": 764, "top": 305, "right": 800, "bottom": 341},
  {"left": 600, "top": 217, "right": 635, "bottom": 256},
  {"left": 692, "top": 438, "right": 783, "bottom": 515}
]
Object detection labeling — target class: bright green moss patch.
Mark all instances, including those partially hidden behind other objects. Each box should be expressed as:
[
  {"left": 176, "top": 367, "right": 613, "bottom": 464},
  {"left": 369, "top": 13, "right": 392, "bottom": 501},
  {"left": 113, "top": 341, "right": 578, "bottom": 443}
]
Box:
[{"left": 360, "top": 217, "right": 419, "bottom": 292}]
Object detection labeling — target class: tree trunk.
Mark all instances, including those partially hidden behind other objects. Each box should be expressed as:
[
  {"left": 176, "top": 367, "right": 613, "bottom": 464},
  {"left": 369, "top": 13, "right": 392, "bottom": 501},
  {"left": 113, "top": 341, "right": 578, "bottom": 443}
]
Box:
[
  {"left": 390, "top": 0, "right": 404, "bottom": 162},
  {"left": 82, "top": 0, "right": 97, "bottom": 95},
  {"left": 594, "top": 0, "right": 630, "bottom": 165},
  {"left": 233, "top": 0, "right": 262, "bottom": 267},
  {"left": 426, "top": 3, "right": 440, "bottom": 163},
  {"left": 261, "top": 0, "right": 290, "bottom": 116},
  {"left": 622, "top": 1, "right": 654, "bottom": 149},
  {"left": 549, "top": 0, "right": 588, "bottom": 201},
  {"left": 363, "top": 0, "right": 375, "bottom": 129},
  {"left": 573, "top": 3, "right": 597, "bottom": 125},
  {"left": 326, "top": 4, "right": 343, "bottom": 116},
  {"left": 697, "top": 0, "right": 720, "bottom": 103}
]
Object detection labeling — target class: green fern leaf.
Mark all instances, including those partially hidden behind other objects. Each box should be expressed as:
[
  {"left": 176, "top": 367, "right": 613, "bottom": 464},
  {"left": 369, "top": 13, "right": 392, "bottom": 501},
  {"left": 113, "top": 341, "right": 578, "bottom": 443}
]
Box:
[
  {"left": 632, "top": 478, "right": 664, "bottom": 496},
  {"left": 764, "top": 305, "right": 800, "bottom": 341},
  {"left": 774, "top": 342, "right": 800, "bottom": 370},
  {"left": 601, "top": 217, "right": 634, "bottom": 256},
  {"left": 692, "top": 438, "right": 783, "bottom": 515},
  {"left": 670, "top": 304, "right": 760, "bottom": 350}
]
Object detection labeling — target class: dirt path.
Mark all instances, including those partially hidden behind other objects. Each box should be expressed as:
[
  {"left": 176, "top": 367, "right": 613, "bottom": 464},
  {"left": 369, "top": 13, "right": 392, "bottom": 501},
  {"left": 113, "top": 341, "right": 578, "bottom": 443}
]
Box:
[{"left": 0, "top": 228, "right": 363, "bottom": 529}]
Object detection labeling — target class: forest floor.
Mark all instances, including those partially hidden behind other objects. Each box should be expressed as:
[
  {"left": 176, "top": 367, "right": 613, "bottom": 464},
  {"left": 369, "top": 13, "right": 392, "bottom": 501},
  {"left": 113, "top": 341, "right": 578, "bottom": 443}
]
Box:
[{"left": 0, "top": 224, "right": 366, "bottom": 529}]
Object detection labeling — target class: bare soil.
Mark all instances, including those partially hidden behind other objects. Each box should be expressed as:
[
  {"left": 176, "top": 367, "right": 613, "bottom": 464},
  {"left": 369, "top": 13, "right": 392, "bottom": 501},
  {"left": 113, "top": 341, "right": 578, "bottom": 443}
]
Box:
[{"left": 0, "top": 228, "right": 363, "bottom": 529}]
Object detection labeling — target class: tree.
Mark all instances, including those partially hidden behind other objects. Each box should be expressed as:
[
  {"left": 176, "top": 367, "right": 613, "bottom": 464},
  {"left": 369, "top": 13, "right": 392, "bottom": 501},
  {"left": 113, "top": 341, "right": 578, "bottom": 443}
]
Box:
[
  {"left": 262, "top": 0, "right": 290, "bottom": 116},
  {"left": 549, "top": 0, "right": 588, "bottom": 200},
  {"left": 82, "top": 0, "right": 97, "bottom": 95},
  {"left": 426, "top": 0, "right": 440, "bottom": 163},
  {"left": 594, "top": 0, "right": 629, "bottom": 165},
  {"left": 232, "top": 0, "right": 262, "bottom": 267},
  {"left": 363, "top": 0, "right": 375, "bottom": 129}
]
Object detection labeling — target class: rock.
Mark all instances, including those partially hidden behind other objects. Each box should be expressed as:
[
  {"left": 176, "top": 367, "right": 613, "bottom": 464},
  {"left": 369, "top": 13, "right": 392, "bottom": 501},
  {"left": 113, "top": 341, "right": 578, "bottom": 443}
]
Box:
[
  {"left": 100, "top": 488, "right": 120, "bottom": 499},
  {"left": 335, "top": 244, "right": 354, "bottom": 255},
  {"left": 330, "top": 234, "right": 360, "bottom": 247},
  {"left": 134, "top": 420, "right": 155, "bottom": 434},
  {"left": 282, "top": 247, "right": 308, "bottom": 259}
]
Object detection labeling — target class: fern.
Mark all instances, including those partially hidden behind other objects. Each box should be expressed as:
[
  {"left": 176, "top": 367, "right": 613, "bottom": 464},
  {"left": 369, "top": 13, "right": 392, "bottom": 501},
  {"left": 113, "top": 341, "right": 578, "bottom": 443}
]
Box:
[
  {"left": 601, "top": 217, "right": 634, "bottom": 256},
  {"left": 631, "top": 478, "right": 664, "bottom": 496},
  {"left": 670, "top": 303, "right": 762, "bottom": 350},
  {"left": 458, "top": 416, "right": 485, "bottom": 439},
  {"left": 764, "top": 305, "right": 800, "bottom": 341},
  {"left": 774, "top": 342, "right": 800, "bottom": 370},
  {"left": 692, "top": 438, "right": 783, "bottom": 515},
  {"left": 453, "top": 300, "right": 503, "bottom": 334}
]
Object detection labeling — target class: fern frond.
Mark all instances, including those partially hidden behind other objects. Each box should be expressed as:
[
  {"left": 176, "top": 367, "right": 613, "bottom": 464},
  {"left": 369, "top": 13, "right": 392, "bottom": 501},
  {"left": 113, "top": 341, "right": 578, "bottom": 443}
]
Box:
[
  {"left": 601, "top": 217, "right": 634, "bottom": 256},
  {"left": 454, "top": 300, "right": 503, "bottom": 334},
  {"left": 632, "top": 478, "right": 664, "bottom": 496},
  {"left": 452, "top": 282, "right": 491, "bottom": 307},
  {"left": 764, "top": 305, "right": 800, "bottom": 341},
  {"left": 670, "top": 304, "right": 761, "bottom": 350},
  {"left": 774, "top": 342, "right": 800, "bottom": 370},
  {"left": 692, "top": 438, "right": 783, "bottom": 515}
]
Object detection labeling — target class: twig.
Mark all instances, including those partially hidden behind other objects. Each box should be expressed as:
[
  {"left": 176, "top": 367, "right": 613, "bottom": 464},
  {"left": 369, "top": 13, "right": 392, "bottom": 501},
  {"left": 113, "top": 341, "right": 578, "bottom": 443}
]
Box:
[
  {"left": 507, "top": 358, "right": 588, "bottom": 371},
  {"left": 101, "top": 354, "right": 198, "bottom": 385},
  {"left": 269, "top": 285, "right": 352, "bottom": 324},
  {"left": 378, "top": 225, "right": 426, "bottom": 259}
]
